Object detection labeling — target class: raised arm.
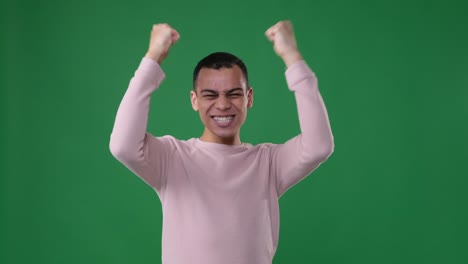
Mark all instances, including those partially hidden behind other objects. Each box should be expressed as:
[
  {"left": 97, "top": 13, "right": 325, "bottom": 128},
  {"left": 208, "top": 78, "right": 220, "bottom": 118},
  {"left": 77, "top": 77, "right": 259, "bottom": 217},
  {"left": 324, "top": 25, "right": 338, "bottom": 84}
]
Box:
[
  {"left": 109, "top": 23, "right": 179, "bottom": 193},
  {"left": 265, "top": 21, "right": 335, "bottom": 197}
]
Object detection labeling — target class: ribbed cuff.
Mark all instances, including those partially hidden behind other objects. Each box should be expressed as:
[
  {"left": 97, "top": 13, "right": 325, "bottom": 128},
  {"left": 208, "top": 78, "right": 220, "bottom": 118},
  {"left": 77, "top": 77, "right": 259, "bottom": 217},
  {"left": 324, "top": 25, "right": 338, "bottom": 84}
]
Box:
[
  {"left": 285, "top": 60, "right": 316, "bottom": 91},
  {"left": 137, "top": 57, "right": 166, "bottom": 88}
]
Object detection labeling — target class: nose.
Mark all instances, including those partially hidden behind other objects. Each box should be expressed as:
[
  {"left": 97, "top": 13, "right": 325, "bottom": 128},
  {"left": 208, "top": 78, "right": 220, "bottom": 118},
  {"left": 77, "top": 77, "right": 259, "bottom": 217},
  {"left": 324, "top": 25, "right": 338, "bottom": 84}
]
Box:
[{"left": 215, "top": 95, "right": 231, "bottom": 110}]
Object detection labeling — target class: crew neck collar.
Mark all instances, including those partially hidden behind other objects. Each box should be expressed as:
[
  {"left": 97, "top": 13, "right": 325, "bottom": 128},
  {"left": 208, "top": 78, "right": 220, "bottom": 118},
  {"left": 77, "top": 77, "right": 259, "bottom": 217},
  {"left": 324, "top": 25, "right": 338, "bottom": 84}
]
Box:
[{"left": 194, "top": 138, "right": 251, "bottom": 152}]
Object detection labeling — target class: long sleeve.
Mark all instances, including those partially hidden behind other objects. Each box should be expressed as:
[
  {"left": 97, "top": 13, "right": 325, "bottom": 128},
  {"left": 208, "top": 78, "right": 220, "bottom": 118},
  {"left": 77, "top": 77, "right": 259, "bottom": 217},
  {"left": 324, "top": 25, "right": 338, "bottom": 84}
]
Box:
[
  {"left": 109, "top": 57, "right": 169, "bottom": 194},
  {"left": 272, "top": 60, "right": 335, "bottom": 198}
]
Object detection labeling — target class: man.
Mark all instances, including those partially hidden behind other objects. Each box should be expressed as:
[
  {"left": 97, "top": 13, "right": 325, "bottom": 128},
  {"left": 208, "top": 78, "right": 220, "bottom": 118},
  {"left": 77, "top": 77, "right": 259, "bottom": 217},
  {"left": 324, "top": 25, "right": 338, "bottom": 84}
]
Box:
[{"left": 109, "top": 20, "right": 334, "bottom": 264}]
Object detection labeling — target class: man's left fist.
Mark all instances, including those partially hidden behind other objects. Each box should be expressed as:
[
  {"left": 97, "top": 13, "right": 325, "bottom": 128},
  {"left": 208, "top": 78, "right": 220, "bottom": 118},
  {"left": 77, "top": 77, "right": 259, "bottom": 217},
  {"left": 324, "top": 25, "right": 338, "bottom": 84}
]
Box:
[{"left": 265, "top": 20, "right": 303, "bottom": 66}]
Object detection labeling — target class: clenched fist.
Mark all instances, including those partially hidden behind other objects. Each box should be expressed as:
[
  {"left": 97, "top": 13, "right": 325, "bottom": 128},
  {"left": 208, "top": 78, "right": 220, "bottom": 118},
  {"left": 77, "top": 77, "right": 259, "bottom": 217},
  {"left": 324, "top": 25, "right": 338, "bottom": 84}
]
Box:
[
  {"left": 265, "top": 21, "right": 303, "bottom": 67},
  {"left": 145, "top": 23, "right": 180, "bottom": 64}
]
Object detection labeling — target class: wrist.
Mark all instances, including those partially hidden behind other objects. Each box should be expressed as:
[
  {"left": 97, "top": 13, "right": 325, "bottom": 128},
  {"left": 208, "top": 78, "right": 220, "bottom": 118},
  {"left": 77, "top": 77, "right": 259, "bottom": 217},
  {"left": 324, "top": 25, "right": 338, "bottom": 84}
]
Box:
[
  {"left": 282, "top": 51, "right": 303, "bottom": 68},
  {"left": 145, "top": 52, "right": 163, "bottom": 64}
]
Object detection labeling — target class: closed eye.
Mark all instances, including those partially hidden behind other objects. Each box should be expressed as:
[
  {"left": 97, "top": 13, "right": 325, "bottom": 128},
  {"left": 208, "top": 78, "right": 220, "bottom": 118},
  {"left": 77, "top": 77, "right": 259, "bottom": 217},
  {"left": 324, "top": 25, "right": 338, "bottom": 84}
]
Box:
[
  {"left": 203, "top": 94, "right": 218, "bottom": 99},
  {"left": 228, "top": 93, "right": 243, "bottom": 98}
]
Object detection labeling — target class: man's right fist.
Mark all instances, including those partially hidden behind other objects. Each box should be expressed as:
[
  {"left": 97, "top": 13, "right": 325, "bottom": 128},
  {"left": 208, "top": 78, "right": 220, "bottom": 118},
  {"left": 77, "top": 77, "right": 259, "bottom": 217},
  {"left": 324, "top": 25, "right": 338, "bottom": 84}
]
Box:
[{"left": 145, "top": 23, "right": 180, "bottom": 64}]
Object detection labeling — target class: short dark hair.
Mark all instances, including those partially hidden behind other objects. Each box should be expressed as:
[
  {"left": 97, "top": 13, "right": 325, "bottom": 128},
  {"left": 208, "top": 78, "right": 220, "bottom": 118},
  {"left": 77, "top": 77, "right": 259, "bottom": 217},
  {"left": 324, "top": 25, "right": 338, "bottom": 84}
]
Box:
[{"left": 193, "top": 52, "right": 249, "bottom": 90}]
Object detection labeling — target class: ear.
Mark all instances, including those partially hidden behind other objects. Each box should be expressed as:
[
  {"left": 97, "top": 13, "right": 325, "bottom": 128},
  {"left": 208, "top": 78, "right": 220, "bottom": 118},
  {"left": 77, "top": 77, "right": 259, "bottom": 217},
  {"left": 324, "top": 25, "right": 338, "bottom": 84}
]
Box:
[
  {"left": 247, "top": 87, "right": 254, "bottom": 109},
  {"left": 190, "top": 90, "right": 199, "bottom": 111}
]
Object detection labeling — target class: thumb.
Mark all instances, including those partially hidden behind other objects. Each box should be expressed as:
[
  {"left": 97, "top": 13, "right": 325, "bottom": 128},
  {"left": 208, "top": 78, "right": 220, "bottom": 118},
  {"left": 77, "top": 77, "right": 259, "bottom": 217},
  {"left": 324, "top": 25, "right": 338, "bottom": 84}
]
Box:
[
  {"left": 171, "top": 30, "right": 180, "bottom": 44},
  {"left": 265, "top": 28, "right": 275, "bottom": 42}
]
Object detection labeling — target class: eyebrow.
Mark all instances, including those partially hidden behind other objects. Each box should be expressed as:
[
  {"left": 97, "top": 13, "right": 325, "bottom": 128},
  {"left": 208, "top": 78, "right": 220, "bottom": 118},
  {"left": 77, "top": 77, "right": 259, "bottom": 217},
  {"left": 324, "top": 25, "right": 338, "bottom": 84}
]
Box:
[{"left": 200, "top": 88, "right": 244, "bottom": 94}]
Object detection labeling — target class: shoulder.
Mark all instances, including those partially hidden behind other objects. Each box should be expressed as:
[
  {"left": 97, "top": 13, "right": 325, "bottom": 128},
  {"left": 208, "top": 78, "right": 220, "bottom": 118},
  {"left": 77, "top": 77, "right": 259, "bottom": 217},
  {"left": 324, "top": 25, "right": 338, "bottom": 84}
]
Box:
[
  {"left": 151, "top": 135, "right": 197, "bottom": 151},
  {"left": 246, "top": 142, "right": 280, "bottom": 154},
  {"left": 251, "top": 135, "right": 303, "bottom": 154}
]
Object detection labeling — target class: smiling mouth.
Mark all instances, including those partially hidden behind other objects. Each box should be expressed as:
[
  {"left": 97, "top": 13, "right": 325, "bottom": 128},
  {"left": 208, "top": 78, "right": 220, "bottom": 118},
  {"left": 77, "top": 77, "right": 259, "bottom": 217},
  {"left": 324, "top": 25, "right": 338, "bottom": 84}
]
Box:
[{"left": 211, "top": 115, "right": 235, "bottom": 125}]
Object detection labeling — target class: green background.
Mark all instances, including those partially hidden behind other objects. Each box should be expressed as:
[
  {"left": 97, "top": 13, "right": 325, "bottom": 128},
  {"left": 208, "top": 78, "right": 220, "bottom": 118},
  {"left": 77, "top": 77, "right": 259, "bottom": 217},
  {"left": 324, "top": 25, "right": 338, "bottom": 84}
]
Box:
[{"left": 1, "top": 0, "right": 467, "bottom": 263}]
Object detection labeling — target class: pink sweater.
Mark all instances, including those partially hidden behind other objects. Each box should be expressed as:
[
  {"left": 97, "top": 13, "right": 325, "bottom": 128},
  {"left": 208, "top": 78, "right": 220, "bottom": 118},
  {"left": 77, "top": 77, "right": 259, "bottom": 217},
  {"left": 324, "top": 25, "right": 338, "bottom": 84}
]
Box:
[{"left": 109, "top": 56, "right": 334, "bottom": 264}]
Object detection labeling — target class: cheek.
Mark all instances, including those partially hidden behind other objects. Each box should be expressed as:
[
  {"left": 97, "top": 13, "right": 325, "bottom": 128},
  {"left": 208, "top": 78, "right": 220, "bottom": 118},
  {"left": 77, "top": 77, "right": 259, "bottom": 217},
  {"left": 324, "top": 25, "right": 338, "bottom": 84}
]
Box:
[
  {"left": 198, "top": 101, "right": 212, "bottom": 115},
  {"left": 235, "top": 99, "right": 248, "bottom": 111}
]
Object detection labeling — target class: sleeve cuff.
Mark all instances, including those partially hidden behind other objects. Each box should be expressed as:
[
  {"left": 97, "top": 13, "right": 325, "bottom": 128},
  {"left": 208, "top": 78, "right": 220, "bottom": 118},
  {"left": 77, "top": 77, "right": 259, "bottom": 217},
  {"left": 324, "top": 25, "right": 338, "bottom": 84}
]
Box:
[
  {"left": 137, "top": 57, "right": 166, "bottom": 86},
  {"left": 285, "top": 60, "right": 316, "bottom": 90}
]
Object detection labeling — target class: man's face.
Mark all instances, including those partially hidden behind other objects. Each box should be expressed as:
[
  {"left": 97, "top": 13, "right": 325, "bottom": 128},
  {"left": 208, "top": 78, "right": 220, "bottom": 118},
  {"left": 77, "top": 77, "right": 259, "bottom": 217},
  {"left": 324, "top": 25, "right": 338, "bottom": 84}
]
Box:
[{"left": 190, "top": 65, "right": 253, "bottom": 144}]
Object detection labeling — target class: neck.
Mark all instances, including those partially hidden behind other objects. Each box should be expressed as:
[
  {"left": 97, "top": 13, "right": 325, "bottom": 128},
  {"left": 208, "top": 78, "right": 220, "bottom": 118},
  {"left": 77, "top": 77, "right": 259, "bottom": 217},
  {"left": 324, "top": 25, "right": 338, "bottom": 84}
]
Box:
[{"left": 199, "top": 129, "right": 242, "bottom": 145}]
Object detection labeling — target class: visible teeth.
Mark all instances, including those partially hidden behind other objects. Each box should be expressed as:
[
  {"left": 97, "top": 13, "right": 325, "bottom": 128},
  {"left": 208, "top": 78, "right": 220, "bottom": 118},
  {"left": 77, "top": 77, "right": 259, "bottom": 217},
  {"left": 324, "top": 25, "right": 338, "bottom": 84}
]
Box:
[{"left": 213, "top": 116, "right": 233, "bottom": 122}]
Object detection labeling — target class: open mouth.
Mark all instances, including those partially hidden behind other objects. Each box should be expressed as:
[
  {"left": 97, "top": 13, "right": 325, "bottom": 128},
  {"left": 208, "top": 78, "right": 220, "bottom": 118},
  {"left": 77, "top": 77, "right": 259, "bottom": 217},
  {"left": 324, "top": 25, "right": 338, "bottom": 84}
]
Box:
[{"left": 211, "top": 115, "right": 235, "bottom": 126}]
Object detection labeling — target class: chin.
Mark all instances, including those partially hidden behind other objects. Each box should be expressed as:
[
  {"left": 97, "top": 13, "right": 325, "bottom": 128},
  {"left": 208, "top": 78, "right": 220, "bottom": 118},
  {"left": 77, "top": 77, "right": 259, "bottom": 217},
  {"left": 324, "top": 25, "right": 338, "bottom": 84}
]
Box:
[{"left": 212, "top": 129, "right": 237, "bottom": 139}]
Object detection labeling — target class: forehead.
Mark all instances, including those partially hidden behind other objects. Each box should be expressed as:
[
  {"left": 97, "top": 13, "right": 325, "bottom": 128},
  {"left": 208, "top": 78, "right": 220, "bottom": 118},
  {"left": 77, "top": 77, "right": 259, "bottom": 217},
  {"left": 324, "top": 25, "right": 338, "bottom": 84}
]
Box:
[{"left": 195, "top": 66, "right": 247, "bottom": 92}]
